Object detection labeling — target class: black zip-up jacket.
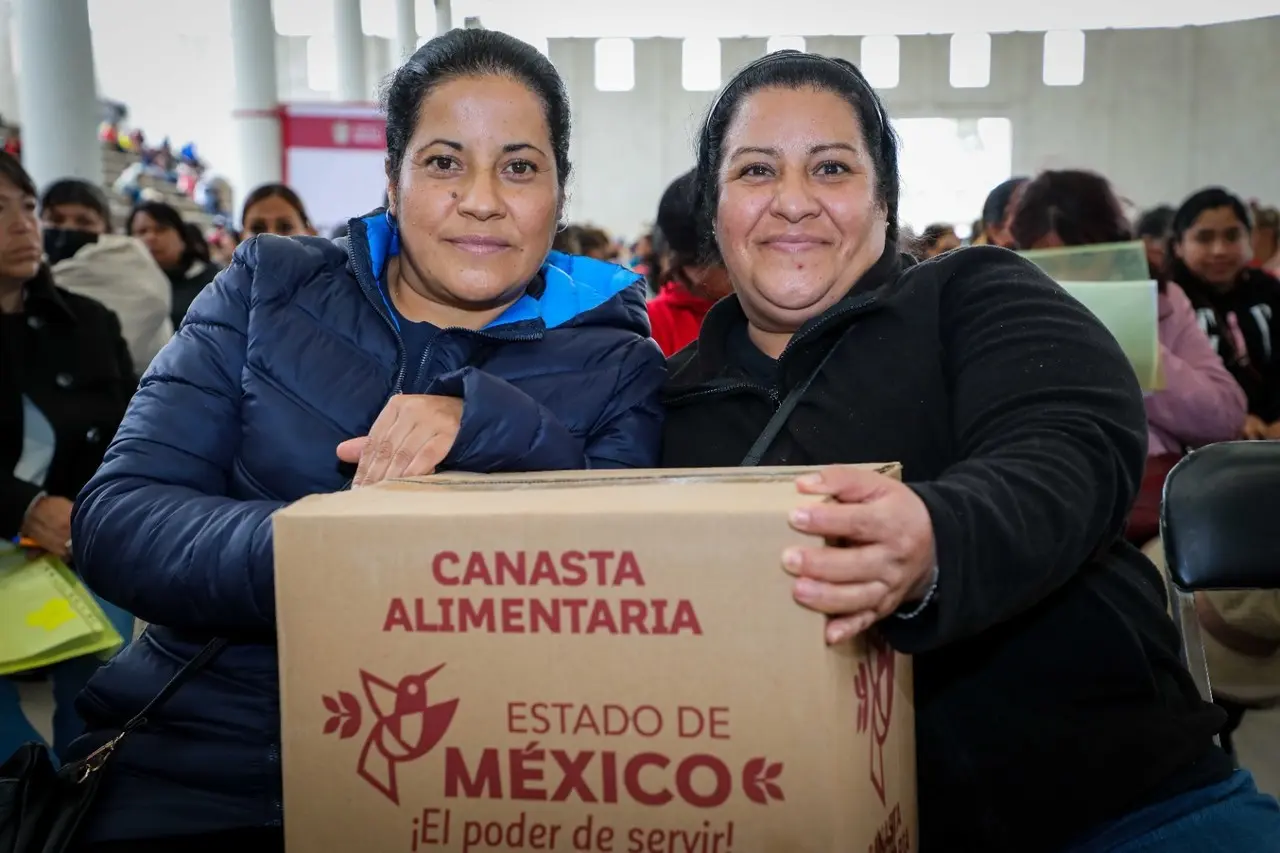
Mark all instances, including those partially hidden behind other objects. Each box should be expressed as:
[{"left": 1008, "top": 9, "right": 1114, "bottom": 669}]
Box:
[
  {"left": 1176, "top": 265, "right": 1280, "bottom": 423},
  {"left": 1, "top": 268, "right": 135, "bottom": 538},
  {"left": 662, "top": 245, "right": 1231, "bottom": 852}
]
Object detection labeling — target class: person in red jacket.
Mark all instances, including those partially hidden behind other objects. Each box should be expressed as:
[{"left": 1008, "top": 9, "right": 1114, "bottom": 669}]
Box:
[{"left": 647, "top": 170, "right": 732, "bottom": 356}]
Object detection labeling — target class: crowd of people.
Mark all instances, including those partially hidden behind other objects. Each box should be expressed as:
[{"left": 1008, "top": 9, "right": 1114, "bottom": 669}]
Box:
[{"left": 3, "top": 25, "right": 1280, "bottom": 853}]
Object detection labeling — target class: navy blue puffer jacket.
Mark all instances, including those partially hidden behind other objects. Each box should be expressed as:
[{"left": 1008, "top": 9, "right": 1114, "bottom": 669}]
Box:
[{"left": 66, "top": 211, "right": 665, "bottom": 841}]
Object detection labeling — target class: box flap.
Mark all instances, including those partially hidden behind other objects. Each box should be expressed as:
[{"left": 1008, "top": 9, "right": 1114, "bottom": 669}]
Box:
[{"left": 274, "top": 463, "right": 901, "bottom": 520}]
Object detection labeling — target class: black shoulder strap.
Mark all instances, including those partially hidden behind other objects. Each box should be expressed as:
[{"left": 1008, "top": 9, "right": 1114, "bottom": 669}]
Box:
[
  {"left": 119, "top": 636, "right": 227, "bottom": 735},
  {"left": 71, "top": 635, "right": 227, "bottom": 780},
  {"left": 740, "top": 340, "right": 845, "bottom": 467}
]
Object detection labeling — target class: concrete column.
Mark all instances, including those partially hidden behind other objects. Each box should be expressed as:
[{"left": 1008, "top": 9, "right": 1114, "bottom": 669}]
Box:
[
  {"left": 434, "top": 0, "right": 452, "bottom": 36},
  {"left": 0, "top": 0, "right": 19, "bottom": 124},
  {"left": 13, "top": 0, "right": 101, "bottom": 188},
  {"left": 333, "top": 0, "right": 367, "bottom": 102},
  {"left": 393, "top": 0, "right": 417, "bottom": 62},
  {"left": 230, "top": 0, "right": 282, "bottom": 207}
]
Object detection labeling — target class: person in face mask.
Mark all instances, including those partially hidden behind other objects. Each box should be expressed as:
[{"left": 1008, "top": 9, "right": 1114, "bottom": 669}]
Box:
[{"left": 40, "top": 180, "right": 173, "bottom": 373}]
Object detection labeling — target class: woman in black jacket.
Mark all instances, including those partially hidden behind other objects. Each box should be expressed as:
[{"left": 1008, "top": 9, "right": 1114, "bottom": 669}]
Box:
[
  {"left": 0, "top": 152, "right": 136, "bottom": 762},
  {"left": 126, "top": 200, "right": 219, "bottom": 329},
  {"left": 661, "top": 51, "right": 1280, "bottom": 852}
]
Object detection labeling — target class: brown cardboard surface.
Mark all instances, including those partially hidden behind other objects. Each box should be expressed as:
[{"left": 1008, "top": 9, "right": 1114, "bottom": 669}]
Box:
[{"left": 275, "top": 465, "right": 915, "bottom": 853}]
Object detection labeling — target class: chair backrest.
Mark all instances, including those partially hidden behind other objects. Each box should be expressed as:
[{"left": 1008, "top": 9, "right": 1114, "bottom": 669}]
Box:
[{"left": 1161, "top": 441, "right": 1280, "bottom": 592}]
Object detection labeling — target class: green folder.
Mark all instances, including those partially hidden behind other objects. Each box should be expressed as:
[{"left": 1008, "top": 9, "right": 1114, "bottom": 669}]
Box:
[
  {"left": 1020, "top": 242, "right": 1162, "bottom": 391},
  {"left": 1020, "top": 240, "right": 1151, "bottom": 283},
  {"left": 1057, "top": 280, "right": 1162, "bottom": 391},
  {"left": 0, "top": 546, "right": 123, "bottom": 677}
]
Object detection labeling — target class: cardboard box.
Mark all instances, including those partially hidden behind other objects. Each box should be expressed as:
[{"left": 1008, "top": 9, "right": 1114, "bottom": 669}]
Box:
[{"left": 275, "top": 466, "right": 916, "bottom": 853}]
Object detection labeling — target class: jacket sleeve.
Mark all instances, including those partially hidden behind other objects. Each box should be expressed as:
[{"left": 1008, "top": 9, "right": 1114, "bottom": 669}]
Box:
[
  {"left": 879, "top": 248, "right": 1149, "bottom": 654},
  {"left": 1144, "top": 283, "right": 1246, "bottom": 448},
  {"left": 71, "top": 252, "right": 286, "bottom": 633},
  {"left": 434, "top": 335, "right": 666, "bottom": 471}
]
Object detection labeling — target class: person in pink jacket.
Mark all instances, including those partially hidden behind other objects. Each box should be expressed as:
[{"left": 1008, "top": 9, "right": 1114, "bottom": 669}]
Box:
[
  {"left": 1008, "top": 170, "right": 1246, "bottom": 543},
  {"left": 1147, "top": 281, "right": 1248, "bottom": 456}
]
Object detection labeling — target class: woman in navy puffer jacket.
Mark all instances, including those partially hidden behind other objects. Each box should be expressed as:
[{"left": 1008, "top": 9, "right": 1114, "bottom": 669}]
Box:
[{"left": 65, "top": 29, "right": 664, "bottom": 853}]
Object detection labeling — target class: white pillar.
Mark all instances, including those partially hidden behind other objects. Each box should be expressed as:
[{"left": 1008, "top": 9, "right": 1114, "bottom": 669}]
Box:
[
  {"left": 333, "top": 0, "right": 366, "bottom": 102},
  {"left": 13, "top": 0, "right": 101, "bottom": 188},
  {"left": 0, "top": 0, "right": 19, "bottom": 125},
  {"left": 434, "top": 0, "right": 452, "bottom": 36},
  {"left": 393, "top": 0, "right": 417, "bottom": 62},
  {"left": 229, "top": 0, "right": 281, "bottom": 210}
]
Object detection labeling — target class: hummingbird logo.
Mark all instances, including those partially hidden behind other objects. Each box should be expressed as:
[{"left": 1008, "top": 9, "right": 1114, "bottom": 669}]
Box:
[
  {"left": 320, "top": 663, "right": 460, "bottom": 804},
  {"left": 854, "top": 634, "right": 896, "bottom": 807}
]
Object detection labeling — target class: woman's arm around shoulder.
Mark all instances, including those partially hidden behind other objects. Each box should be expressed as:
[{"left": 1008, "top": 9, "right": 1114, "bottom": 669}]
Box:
[
  {"left": 72, "top": 240, "right": 287, "bottom": 633},
  {"left": 1145, "top": 282, "right": 1246, "bottom": 447},
  {"left": 881, "top": 246, "right": 1149, "bottom": 653}
]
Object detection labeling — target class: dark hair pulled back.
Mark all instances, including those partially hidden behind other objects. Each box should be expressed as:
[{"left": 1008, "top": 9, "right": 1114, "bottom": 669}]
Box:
[
  {"left": 1008, "top": 169, "right": 1133, "bottom": 250},
  {"left": 40, "top": 179, "right": 113, "bottom": 232},
  {"left": 127, "top": 200, "right": 199, "bottom": 266},
  {"left": 1169, "top": 187, "right": 1252, "bottom": 244},
  {"left": 1166, "top": 187, "right": 1253, "bottom": 289},
  {"left": 240, "top": 183, "right": 312, "bottom": 229},
  {"left": 692, "top": 50, "right": 901, "bottom": 262},
  {"left": 0, "top": 151, "right": 37, "bottom": 199},
  {"left": 380, "top": 29, "right": 572, "bottom": 193}
]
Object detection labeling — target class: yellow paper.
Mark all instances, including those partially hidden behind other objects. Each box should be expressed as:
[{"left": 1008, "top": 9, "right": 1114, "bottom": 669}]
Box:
[{"left": 0, "top": 547, "right": 123, "bottom": 676}]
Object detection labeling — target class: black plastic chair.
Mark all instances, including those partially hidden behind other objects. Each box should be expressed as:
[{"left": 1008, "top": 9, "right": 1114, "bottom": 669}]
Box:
[{"left": 1160, "top": 441, "right": 1280, "bottom": 755}]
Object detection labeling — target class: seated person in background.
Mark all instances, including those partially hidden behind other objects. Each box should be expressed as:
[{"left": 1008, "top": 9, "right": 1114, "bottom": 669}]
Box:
[
  {"left": 1137, "top": 204, "right": 1176, "bottom": 280},
  {"left": 973, "top": 175, "right": 1027, "bottom": 247},
  {"left": 1008, "top": 170, "right": 1246, "bottom": 546},
  {"left": 552, "top": 221, "right": 583, "bottom": 254},
  {"left": 40, "top": 179, "right": 173, "bottom": 372},
  {"left": 574, "top": 225, "right": 616, "bottom": 261},
  {"left": 1251, "top": 204, "right": 1280, "bottom": 276},
  {"left": 64, "top": 28, "right": 663, "bottom": 852},
  {"left": 660, "top": 50, "right": 1280, "bottom": 851},
  {"left": 0, "top": 153, "right": 135, "bottom": 765},
  {"left": 238, "top": 183, "right": 316, "bottom": 240},
  {"left": 126, "top": 200, "right": 220, "bottom": 329},
  {"left": 646, "top": 170, "right": 733, "bottom": 356},
  {"left": 1168, "top": 188, "right": 1280, "bottom": 440},
  {"left": 916, "top": 223, "right": 960, "bottom": 258},
  {"left": 206, "top": 220, "right": 239, "bottom": 268}
]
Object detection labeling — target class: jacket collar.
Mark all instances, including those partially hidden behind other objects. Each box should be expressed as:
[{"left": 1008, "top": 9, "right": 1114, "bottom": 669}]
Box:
[
  {"left": 347, "top": 209, "right": 645, "bottom": 336},
  {"left": 22, "top": 266, "right": 77, "bottom": 324},
  {"left": 670, "top": 244, "right": 907, "bottom": 393}
]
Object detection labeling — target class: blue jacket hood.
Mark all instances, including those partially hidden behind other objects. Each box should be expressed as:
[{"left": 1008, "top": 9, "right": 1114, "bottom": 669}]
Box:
[{"left": 350, "top": 210, "right": 652, "bottom": 338}]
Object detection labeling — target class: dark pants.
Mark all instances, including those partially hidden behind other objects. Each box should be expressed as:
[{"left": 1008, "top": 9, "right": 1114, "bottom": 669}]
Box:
[{"left": 75, "top": 828, "right": 283, "bottom": 853}]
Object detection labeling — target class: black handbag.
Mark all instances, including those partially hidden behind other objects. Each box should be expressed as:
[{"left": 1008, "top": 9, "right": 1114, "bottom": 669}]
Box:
[{"left": 0, "top": 636, "right": 226, "bottom": 853}]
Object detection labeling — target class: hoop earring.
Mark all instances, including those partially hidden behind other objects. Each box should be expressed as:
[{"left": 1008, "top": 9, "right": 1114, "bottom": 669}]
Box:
[
  {"left": 556, "top": 221, "right": 569, "bottom": 233},
  {"left": 385, "top": 209, "right": 398, "bottom": 230}
]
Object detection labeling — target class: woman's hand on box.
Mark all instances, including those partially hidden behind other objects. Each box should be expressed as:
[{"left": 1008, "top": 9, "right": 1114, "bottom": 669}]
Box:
[
  {"left": 336, "top": 394, "right": 463, "bottom": 487},
  {"left": 783, "top": 466, "right": 937, "bottom": 645}
]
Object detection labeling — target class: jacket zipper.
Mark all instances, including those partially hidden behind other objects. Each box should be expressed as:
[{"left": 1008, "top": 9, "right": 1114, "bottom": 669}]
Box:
[
  {"left": 347, "top": 219, "right": 409, "bottom": 395},
  {"left": 344, "top": 219, "right": 544, "bottom": 484},
  {"left": 409, "top": 326, "right": 540, "bottom": 392},
  {"left": 267, "top": 741, "right": 283, "bottom": 825}
]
